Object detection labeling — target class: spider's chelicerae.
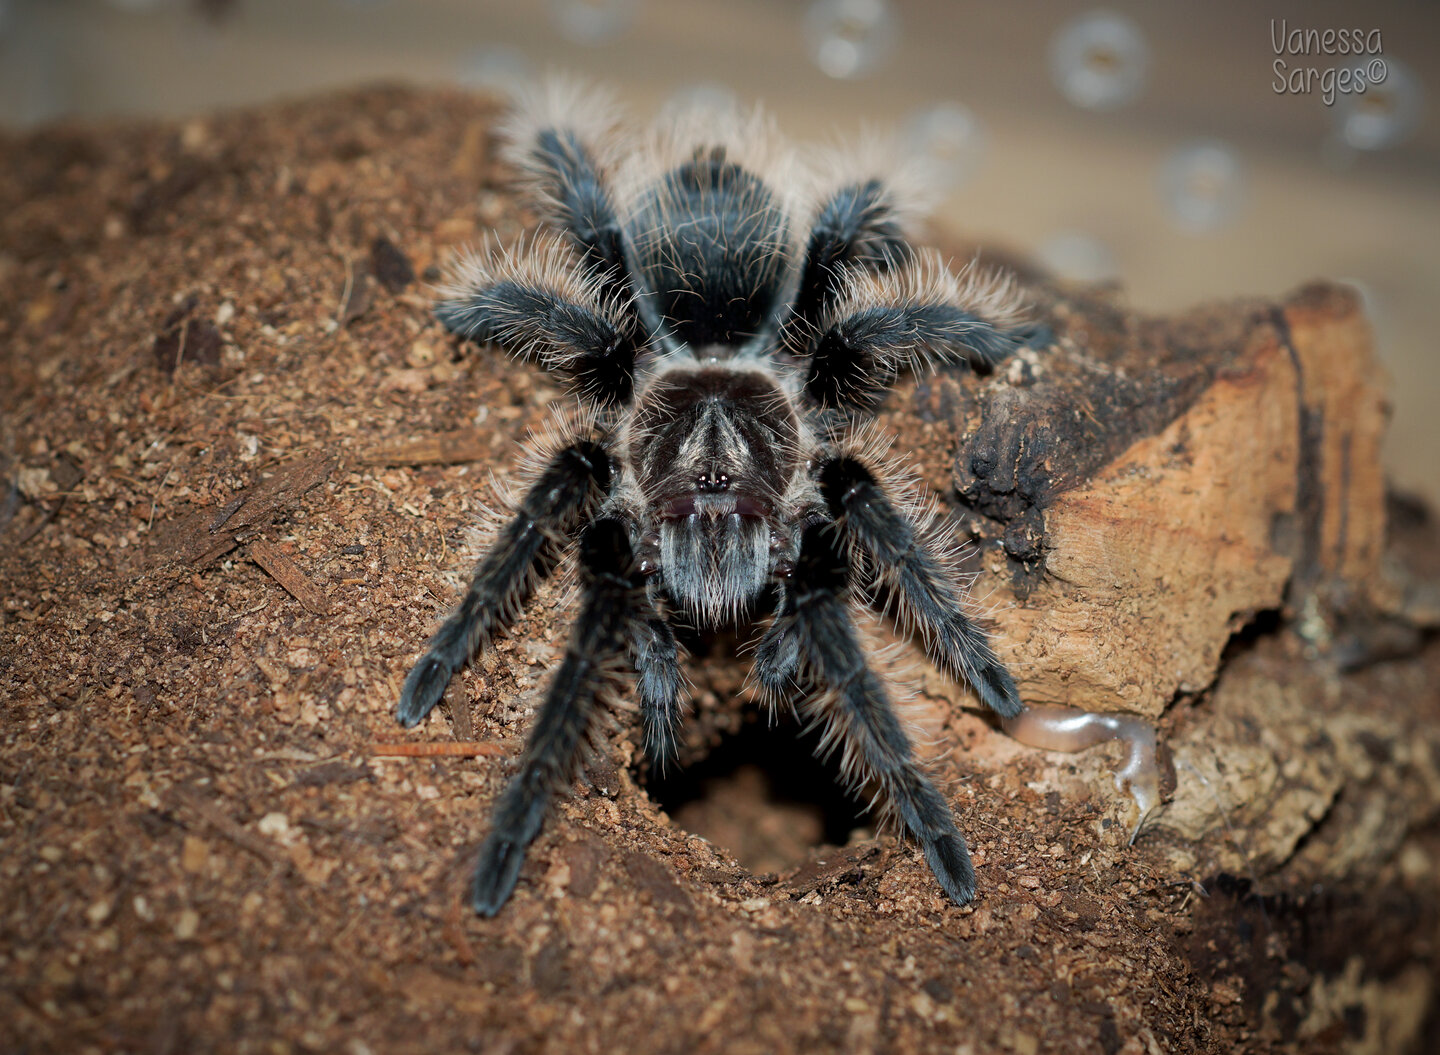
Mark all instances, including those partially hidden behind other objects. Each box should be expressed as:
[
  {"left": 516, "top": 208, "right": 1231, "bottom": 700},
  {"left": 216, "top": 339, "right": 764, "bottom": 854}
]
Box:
[{"left": 397, "top": 83, "right": 1033, "bottom": 916}]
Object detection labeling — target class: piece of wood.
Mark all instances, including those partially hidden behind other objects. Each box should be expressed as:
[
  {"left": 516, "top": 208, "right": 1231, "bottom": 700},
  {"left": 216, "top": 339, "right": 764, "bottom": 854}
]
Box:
[
  {"left": 247, "top": 539, "right": 331, "bottom": 616},
  {"left": 149, "top": 453, "right": 335, "bottom": 569},
  {"left": 361, "top": 428, "right": 493, "bottom": 466},
  {"left": 902, "top": 284, "right": 1389, "bottom": 718}
]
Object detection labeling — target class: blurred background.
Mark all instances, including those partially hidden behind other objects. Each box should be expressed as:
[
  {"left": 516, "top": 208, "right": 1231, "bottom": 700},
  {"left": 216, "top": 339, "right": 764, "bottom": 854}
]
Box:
[{"left": 2, "top": 0, "right": 1436, "bottom": 504}]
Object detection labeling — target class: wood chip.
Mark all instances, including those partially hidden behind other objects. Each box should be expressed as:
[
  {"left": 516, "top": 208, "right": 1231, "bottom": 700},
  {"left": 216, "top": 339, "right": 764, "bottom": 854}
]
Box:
[
  {"left": 368, "top": 741, "right": 507, "bottom": 758},
  {"left": 248, "top": 539, "right": 331, "bottom": 615},
  {"left": 447, "top": 695, "right": 475, "bottom": 741},
  {"left": 362, "top": 429, "right": 490, "bottom": 466},
  {"left": 150, "top": 453, "right": 334, "bottom": 568}
]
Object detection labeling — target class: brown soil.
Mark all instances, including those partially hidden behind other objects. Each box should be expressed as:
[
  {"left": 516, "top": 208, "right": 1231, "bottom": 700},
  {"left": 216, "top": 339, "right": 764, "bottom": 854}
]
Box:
[{"left": 2, "top": 85, "right": 1437, "bottom": 1055}]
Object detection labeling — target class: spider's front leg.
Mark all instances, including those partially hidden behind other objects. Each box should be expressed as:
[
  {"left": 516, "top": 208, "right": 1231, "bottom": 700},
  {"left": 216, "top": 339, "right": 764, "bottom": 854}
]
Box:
[
  {"left": 764, "top": 521, "right": 979, "bottom": 905},
  {"left": 817, "top": 455, "right": 1022, "bottom": 720},
  {"left": 503, "top": 82, "right": 630, "bottom": 304},
  {"left": 395, "top": 440, "right": 611, "bottom": 728},
  {"left": 471, "top": 517, "right": 647, "bottom": 915}
]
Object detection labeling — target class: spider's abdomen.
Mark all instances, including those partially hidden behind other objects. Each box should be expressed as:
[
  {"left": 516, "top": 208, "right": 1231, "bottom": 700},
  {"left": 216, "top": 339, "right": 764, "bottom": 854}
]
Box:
[
  {"left": 628, "top": 152, "right": 791, "bottom": 347},
  {"left": 632, "top": 366, "right": 799, "bottom": 622}
]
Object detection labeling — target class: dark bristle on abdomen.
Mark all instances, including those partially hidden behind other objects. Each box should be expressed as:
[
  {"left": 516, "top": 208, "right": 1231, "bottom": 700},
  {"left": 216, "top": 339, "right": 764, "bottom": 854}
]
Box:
[{"left": 630, "top": 162, "right": 789, "bottom": 347}]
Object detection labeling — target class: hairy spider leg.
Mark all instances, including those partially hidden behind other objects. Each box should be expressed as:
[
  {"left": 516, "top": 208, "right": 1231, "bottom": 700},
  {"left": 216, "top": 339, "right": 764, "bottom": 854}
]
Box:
[
  {"left": 818, "top": 455, "right": 1022, "bottom": 719},
  {"left": 781, "top": 178, "right": 913, "bottom": 352},
  {"left": 776, "top": 521, "right": 980, "bottom": 906},
  {"left": 628, "top": 610, "right": 683, "bottom": 768},
  {"left": 394, "top": 441, "right": 611, "bottom": 728},
  {"left": 527, "top": 128, "right": 630, "bottom": 296},
  {"left": 753, "top": 579, "right": 804, "bottom": 695},
  {"left": 434, "top": 276, "right": 620, "bottom": 361},
  {"left": 471, "top": 518, "right": 648, "bottom": 916},
  {"left": 512, "top": 114, "right": 652, "bottom": 404},
  {"left": 803, "top": 259, "right": 1025, "bottom": 411},
  {"left": 434, "top": 250, "right": 637, "bottom": 407}
]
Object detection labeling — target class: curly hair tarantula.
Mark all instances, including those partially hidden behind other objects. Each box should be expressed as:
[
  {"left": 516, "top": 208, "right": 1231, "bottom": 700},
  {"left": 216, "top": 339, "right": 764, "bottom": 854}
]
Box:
[{"left": 395, "top": 83, "right": 1033, "bottom": 916}]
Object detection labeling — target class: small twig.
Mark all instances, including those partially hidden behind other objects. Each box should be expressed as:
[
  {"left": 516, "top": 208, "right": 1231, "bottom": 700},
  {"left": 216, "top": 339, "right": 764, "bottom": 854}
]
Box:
[
  {"left": 368, "top": 741, "right": 507, "bottom": 758},
  {"left": 170, "top": 317, "right": 189, "bottom": 382},
  {"left": 147, "top": 467, "right": 175, "bottom": 531},
  {"left": 0, "top": 475, "right": 20, "bottom": 535},
  {"left": 443, "top": 850, "right": 477, "bottom": 966},
  {"left": 334, "top": 255, "right": 354, "bottom": 330},
  {"left": 172, "top": 788, "right": 291, "bottom": 873},
  {"left": 208, "top": 493, "right": 247, "bottom": 533},
  {"left": 14, "top": 497, "right": 65, "bottom": 546}
]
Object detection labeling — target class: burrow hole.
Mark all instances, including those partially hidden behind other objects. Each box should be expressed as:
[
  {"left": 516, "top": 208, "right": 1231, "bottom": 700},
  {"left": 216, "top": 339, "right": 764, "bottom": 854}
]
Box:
[{"left": 640, "top": 711, "right": 874, "bottom": 876}]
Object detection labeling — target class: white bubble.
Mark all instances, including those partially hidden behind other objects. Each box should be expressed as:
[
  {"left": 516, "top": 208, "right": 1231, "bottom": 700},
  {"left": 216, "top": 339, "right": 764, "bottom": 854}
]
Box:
[
  {"left": 1160, "top": 140, "right": 1245, "bottom": 233},
  {"left": 1049, "top": 10, "right": 1149, "bottom": 111},
  {"left": 905, "top": 102, "right": 988, "bottom": 189},
  {"left": 549, "top": 0, "right": 638, "bottom": 45},
  {"left": 1333, "top": 58, "right": 1424, "bottom": 151},
  {"left": 1035, "top": 231, "right": 1119, "bottom": 284},
  {"left": 803, "top": 0, "right": 898, "bottom": 80},
  {"left": 456, "top": 46, "right": 533, "bottom": 94}
]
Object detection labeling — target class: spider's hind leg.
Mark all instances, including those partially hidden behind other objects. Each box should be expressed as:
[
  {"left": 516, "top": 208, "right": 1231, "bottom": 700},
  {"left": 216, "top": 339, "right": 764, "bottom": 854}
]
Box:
[
  {"left": 781, "top": 178, "right": 914, "bottom": 350},
  {"left": 503, "top": 83, "right": 630, "bottom": 302},
  {"left": 769, "top": 522, "right": 978, "bottom": 905},
  {"left": 395, "top": 438, "right": 611, "bottom": 729},
  {"left": 471, "top": 517, "right": 648, "bottom": 915}
]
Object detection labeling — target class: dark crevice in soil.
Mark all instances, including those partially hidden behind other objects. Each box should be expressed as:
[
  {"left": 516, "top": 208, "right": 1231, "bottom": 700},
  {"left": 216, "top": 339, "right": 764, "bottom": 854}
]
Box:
[
  {"left": 1216, "top": 606, "right": 1286, "bottom": 669},
  {"left": 638, "top": 712, "right": 870, "bottom": 876}
]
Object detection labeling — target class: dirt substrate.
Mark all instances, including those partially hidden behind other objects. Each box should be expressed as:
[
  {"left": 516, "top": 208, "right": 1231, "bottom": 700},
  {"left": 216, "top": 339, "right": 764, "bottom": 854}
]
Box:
[{"left": 3, "top": 86, "right": 1439, "bottom": 1054}]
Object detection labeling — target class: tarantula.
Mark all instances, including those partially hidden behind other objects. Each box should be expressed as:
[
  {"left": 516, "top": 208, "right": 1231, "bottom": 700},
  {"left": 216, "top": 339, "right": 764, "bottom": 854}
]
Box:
[{"left": 396, "top": 83, "right": 1032, "bottom": 916}]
